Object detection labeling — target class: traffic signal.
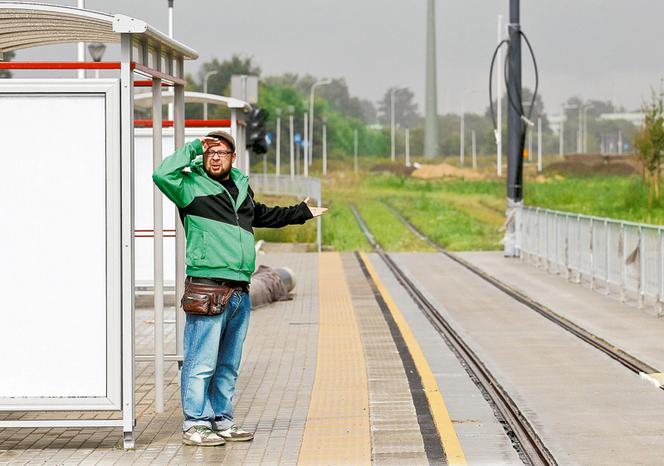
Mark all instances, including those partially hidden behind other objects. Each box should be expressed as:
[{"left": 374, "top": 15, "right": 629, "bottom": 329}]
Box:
[{"left": 246, "top": 107, "right": 268, "bottom": 154}]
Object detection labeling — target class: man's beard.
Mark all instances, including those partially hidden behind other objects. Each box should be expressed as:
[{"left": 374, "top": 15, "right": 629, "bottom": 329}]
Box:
[{"left": 205, "top": 164, "right": 232, "bottom": 180}]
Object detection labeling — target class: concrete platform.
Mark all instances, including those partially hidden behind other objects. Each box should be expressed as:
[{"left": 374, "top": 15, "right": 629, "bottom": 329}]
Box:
[
  {"left": 3, "top": 251, "right": 663, "bottom": 465},
  {"left": 2, "top": 252, "right": 505, "bottom": 465}
]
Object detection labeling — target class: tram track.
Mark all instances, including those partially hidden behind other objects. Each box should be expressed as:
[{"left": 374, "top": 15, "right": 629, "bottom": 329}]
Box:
[
  {"left": 380, "top": 201, "right": 661, "bottom": 381},
  {"left": 350, "top": 204, "right": 556, "bottom": 466}
]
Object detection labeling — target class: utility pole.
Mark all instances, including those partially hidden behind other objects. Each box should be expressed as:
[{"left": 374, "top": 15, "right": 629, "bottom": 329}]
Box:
[
  {"left": 424, "top": 0, "right": 438, "bottom": 157},
  {"left": 505, "top": 0, "right": 523, "bottom": 257}
]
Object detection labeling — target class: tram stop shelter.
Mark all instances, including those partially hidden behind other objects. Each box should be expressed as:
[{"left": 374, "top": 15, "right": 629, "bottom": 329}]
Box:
[{"left": 0, "top": 2, "right": 198, "bottom": 448}]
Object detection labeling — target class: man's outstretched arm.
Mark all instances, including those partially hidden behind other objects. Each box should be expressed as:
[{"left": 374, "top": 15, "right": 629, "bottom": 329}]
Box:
[{"left": 252, "top": 191, "right": 327, "bottom": 228}]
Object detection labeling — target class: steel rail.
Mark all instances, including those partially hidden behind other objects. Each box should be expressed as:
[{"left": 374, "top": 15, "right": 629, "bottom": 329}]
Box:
[
  {"left": 382, "top": 202, "right": 660, "bottom": 379},
  {"left": 350, "top": 205, "right": 556, "bottom": 466}
]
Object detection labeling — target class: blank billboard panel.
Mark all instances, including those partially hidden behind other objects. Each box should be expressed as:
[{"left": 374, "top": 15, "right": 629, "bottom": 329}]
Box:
[{"left": 0, "top": 81, "right": 121, "bottom": 408}]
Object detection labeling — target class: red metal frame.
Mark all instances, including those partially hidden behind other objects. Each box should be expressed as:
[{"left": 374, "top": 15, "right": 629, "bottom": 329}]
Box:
[
  {"left": 135, "top": 119, "right": 232, "bottom": 128},
  {"left": 0, "top": 61, "right": 125, "bottom": 70},
  {"left": 134, "top": 80, "right": 173, "bottom": 87},
  {"left": 0, "top": 61, "right": 185, "bottom": 86}
]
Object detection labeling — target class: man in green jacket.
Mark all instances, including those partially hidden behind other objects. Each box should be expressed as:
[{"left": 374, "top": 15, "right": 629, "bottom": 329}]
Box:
[{"left": 153, "top": 131, "right": 326, "bottom": 446}]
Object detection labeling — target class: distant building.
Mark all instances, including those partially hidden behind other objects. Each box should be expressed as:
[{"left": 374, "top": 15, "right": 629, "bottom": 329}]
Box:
[{"left": 598, "top": 112, "right": 644, "bottom": 126}]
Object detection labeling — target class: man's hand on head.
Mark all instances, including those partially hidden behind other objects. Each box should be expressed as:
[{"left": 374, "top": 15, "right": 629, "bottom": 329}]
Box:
[
  {"left": 303, "top": 197, "right": 328, "bottom": 218},
  {"left": 200, "top": 137, "right": 222, "bottom": 153}
]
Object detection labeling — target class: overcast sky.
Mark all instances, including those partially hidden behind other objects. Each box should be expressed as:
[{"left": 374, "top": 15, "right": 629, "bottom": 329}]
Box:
[{"left": 12, "top": 0, "right": 664, "bottom": 116}]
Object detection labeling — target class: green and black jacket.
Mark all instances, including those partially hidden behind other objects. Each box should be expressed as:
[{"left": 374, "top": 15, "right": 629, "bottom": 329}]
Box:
[{"left": 152, "top": 139, "right": 312, "bottom": 282}]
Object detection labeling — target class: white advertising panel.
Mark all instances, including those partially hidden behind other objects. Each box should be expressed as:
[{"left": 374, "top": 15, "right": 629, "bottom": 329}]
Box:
[{"left": 0, "top": 80, "right": 121, "bottom": 409}]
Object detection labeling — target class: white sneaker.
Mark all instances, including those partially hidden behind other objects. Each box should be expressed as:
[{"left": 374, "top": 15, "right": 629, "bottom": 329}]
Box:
[
  {"left": 216, "top": 424, "right": 254, "bottom": 442},
  {"left": 182, "top": 425, "right": 225, "bottom": 446}
]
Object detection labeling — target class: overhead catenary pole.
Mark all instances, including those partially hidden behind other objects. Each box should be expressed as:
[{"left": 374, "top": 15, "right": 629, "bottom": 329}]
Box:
[
  {"left": 424, "top": 0, "right": 438, "bottom": 157},
  {"left": 505, "top": 0, "right": 523, "bottom": 257},
  {"left": 496, "top": 14, "right": 503, "bottom": 176}
]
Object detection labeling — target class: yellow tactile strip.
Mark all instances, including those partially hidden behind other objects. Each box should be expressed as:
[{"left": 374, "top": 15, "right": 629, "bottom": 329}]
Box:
[
  {"left": 297, "top": 252, "right": 371, "bottom": 466},
  {"left": 360, "top": 252, "right": 467, "bottom": 466}
]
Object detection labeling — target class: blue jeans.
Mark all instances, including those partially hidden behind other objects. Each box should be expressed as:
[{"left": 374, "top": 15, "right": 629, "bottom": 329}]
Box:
[{"left": 181, "top": 290, "right": 251, "bottom": 431}]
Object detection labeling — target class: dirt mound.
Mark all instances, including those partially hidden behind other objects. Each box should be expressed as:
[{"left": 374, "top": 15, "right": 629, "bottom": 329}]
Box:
[
  {"left": 411, "top": 162, "right": 489, "bottom": 180},
  {"left": 370, "top": 163, "right": 417, "bottom": 176},
  {"left": 547, "top": 160, "right": 638, "bottom": 177}
]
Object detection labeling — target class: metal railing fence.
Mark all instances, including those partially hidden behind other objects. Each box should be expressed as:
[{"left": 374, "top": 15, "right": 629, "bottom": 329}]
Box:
[
  {"left": 517, "top": 206, "right": 664, "bottom": 313},
  {"left": 249, "top": 174, "right": 322, "bottom": 252}
]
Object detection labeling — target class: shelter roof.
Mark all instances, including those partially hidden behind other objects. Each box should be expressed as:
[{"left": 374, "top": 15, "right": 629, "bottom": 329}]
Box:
[
  {"left": 134, "top": 91, "right": 251, "bottom": 111},
  {"left": 0, "top": 2, "right": 197, "bottom": 60}
]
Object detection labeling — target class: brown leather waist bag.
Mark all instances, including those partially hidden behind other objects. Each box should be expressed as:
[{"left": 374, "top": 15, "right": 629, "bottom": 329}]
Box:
[{"left": 181, "top": 277, "right": 245, "bottom": 316}]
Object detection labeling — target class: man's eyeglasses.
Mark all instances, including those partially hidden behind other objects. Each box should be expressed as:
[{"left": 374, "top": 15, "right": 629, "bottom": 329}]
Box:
[{"left": 206, "top": 150, "right": 234, "bottom": 159}]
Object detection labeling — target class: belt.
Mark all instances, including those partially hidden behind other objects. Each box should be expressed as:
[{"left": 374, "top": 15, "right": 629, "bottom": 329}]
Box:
[{"left": 189, "top": 276, "right": 249, "bottom": 292}]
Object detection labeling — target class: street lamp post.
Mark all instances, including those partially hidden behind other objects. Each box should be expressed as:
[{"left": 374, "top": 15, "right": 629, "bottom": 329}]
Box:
[
  {"left": 405, "top": 128, "right": 411, "bottom": 167},
  {"left": 303, "top": 112, "right": 309, "bottom": 177},
  {"left": 309, "top": 78, "right": 330, "bottom": 167},
  {"left": 582, "top": 104, "right": 594, "bottom": 153},
  {"left": 288, "top": 106, "right": 295, "bottom": 180},
  {"left": 460, "top": 89, "right": 481, "bottom": 166},
  {"left": 322, "top": 117, "right": 328, "bottom": 175},
  {"left": 203, "top": 70, "right": 219, "bottom": 120},
  {"left": 87, "top": 42, "right": 106, "bottom": 79},
  {"left": 275, "top": 108, "right": 282, "bottom": 176},
  {"left": 390, "top": 87, "right": 405, "bottom": 162},
  {"left": 354, "top": 129, "right": 359, "bottom": 174},
  {"left": 560, "top": 103, "right": 578, "bottom": 158}
]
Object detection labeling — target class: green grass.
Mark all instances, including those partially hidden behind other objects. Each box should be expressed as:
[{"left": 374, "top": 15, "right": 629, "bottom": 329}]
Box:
[
  {"left": 322, "top": 201, "right": 371, "bottom": 251},
  {"left": 389, "top": 195, "right": 503, "bottom": 251},
  {"left": 356, "top": 201, "right": 435, "bottom": 252},
  {"left": 525, "top": 176, "right": 664, "bottom": 225},
  {"left": 253, "top": 171, "right": 664, "bottom": 252}
]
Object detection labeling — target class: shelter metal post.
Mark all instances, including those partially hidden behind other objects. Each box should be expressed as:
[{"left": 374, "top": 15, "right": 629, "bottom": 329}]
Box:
[
  {"left": 231, "top": 108, "right": 237, "bottom": 141},
  {"left": 120, "top": 32, "right": 136, "bottom": 449},
  {"left": 151, "top": 46, "right": 164, "bottom": 414},
  {"left": 174, "top": 57, "right": 186, "bottom": 363}
]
